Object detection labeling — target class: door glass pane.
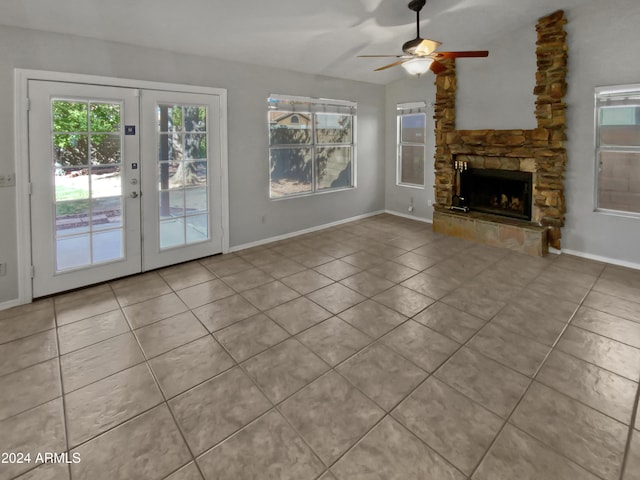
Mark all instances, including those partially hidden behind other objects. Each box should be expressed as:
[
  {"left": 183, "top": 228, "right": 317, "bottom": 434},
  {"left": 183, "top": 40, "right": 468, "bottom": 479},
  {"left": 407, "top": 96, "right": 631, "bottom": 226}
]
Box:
[
  {"left": 157, "top": 103, "right": 209, "bottom": 249},
  {"left": 57, "top": 235, "right": 91, "bottom": 270},
  {"left": 51, "top": 99, "right": 125, "bottom": 271},
  {"left": 53, "top": 101, "right": 87, "bottom": 132},
  {"left": 159, "top": 190, "right": 185, "bottom": 219},
  {"left": 90, "top": 103, "right": 121, "bottom": 132},
  {"left": 56, "top": 200, "right": 90, "bottom": 235},
  {"left": 185, "top": 187, "right": 207, "bottom": 214},
  {"left": 186, "top": 214, "right": 208, "bottom": 243},
  {"left": 91, "top": 197, "right": 122, "bottom": 230},
  {"left": 54, "top": 134, "right": 89, "bottom": 167},
  {"left": 160, "top": 219, "right": 185, "bottom": 248},
  {"left": 92, "top": 230, "right": 123, "bottom": 263},
  {"left": 91, "top": 134, "right": 121, "bottom": 164},
  {"left": 91, "top": 167, "right": 122, "bottom": 197},
  {"left": 158, "top": 134, "right": 183, "bottom": 161},
  {"left": 55, "top": 172, "right": 89, "bottom": 201},
  {"left": 185, "top": 134, "right": 206, "bottom": 159}
]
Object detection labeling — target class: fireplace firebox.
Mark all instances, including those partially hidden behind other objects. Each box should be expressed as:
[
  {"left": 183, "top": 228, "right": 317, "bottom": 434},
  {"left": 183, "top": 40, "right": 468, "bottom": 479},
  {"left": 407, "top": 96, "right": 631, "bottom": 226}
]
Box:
[{"left": 460, "top": 168, "right": 533, "bottom": 221}]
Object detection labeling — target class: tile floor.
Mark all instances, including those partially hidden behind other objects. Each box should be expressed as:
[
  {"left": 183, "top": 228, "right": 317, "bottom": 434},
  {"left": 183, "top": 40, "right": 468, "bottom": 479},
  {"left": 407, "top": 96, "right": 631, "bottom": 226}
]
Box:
[{"left": 1, "top": 213, "right": 639, "bottom": 480}]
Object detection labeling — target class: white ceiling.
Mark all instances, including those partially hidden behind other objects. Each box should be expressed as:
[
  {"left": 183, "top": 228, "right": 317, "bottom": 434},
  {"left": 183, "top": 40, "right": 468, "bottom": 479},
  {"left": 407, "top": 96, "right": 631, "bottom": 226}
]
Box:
[{"left": 0, "top": 0, "right": 594, "bottom": 84}]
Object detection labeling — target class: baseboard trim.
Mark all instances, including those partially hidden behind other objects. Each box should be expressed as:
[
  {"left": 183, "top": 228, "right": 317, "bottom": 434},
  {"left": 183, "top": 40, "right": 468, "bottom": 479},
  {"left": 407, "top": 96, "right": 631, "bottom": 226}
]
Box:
[
  {"left": 384, "top": 210, "right": 433, "bottom": 224},
  {"left": 228, "top": 210, "right": 386, "bottom": 253},
  {"left": 0, "top": 298, "right": 23, "bottom": 312},
  {"left": 562, "top": 248, "right": 640, "bottom": 271}
]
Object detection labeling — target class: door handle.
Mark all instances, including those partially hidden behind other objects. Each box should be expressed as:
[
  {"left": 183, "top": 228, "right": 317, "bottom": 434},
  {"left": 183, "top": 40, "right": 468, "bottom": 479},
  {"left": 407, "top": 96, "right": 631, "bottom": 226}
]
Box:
[{"left": 130, "top": 191, "right": 139, "bottom": 198}]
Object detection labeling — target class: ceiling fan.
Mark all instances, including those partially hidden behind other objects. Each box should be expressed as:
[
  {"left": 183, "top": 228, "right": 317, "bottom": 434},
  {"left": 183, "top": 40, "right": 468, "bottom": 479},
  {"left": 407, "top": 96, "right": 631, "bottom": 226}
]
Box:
[{"left": 358, "top": 0, "right": 488, "bottom": 75}]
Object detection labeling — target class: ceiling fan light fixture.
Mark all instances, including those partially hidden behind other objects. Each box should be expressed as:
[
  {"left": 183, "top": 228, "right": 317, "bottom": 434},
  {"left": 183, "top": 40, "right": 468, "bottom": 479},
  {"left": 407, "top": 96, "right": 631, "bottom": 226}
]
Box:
[{"left": 401, "top": 57, "right": 433, "bottom": 76}]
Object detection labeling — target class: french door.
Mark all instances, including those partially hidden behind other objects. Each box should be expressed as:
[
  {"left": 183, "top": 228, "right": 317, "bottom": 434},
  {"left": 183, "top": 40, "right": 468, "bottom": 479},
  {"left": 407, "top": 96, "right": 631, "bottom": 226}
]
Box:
[{"left": 29, "top": 80, "right": 223, "bottom": 297}]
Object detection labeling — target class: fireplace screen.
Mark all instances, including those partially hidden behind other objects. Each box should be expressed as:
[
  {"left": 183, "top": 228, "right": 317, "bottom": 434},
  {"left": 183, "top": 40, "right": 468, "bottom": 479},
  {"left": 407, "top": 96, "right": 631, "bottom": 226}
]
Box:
[{"left": 460, "top": 168, "right": 533, "bottom": 221}]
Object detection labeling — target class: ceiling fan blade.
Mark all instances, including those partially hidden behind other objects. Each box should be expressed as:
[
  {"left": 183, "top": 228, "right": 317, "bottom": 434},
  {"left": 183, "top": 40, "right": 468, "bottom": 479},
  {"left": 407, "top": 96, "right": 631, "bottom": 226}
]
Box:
[
  {"left": 374, "top": 59, "right": 410, "bottom": 71},
  {"left": 430, "top": 60, "right": 447, "bottom": 74},
  {"left": 433, "top": 50, "right": 489, "bottom": 59},
  {"left": 414, "top": 38, "right": 442, "bottom": 56},
  {"left": 358, "top": 54, "right": 406, "bottom": 58}
]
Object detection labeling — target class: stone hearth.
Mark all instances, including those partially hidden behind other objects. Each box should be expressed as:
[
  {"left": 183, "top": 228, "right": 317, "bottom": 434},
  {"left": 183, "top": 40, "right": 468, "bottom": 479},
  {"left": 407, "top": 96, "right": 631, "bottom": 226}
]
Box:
[{"left": 432, "top": 10, "right": 568, "bottom": 253}]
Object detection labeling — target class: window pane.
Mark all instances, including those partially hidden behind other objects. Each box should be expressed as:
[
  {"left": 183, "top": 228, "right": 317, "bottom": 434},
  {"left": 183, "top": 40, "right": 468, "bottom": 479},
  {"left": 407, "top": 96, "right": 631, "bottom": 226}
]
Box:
[
  {"left": 54, "top": 134, "right": 89, "bottom": 167},
  {"left": 91, "top": 134, "right": 121, "bottom": 164},
  {"left": 186, "top": 214, "right": 209, "bottom": 243},
  {"left": 316, "top": 146, "right": 352, "bottom": 190},
  {"left": 91, "top": 166, "right": 121, "bottom": 198},
  {"left": 53, "top": 101, "right": 87, "bottom": 132},
  {"left": 56, "top": 199, "right": 90, "bottom": 235},
  {"left": 92, "top": 197, "right": 122, "bottom": 230},
  {"left": 184, "top": 133, "right": 207, "bottom": 159},
  {"left": 401, "top": 114, "right": 426, "bottom": 143},
  {"left": 90, "top": 103, "right": 120, "bottom": 132},
  {"left": 316, "top": 114, "right": 352, "bottom": 144},
  {"left": 57, "top": 235, "right": 91, "bottom": 270},
  {"left": 158, "top": 134, "right": 183, "bottom": 161},
  {"left": 400, "top": 145, "right": 425, "bottom": 185},
  {"left": 599, "top": 106, "right": 640, "bottom": 146},
  {"left": 269, "top": 112, "right": 311, "bottom": 145},
  {"left": 184, "top": 106, "right": 207, "bottom": 132},
  {"left": 159, "top": 190, "right": 185, "bottom": 219},
  {"left": 269, "top": 147, "right": 312, "bottom": 198},
  {"left": 92, "top": 230, "right": 123, "bottom": 263},
  {"left": 55, "top": 171, "right": 89, "bottom": 201},
  {"left": 158, "top": 105, "right": 183, "bottom": 132},
  {"left": 160, "top": 219, "right": 185, "bottom": 248},
  {"left": 185, "top": 187, "right": 207, "bottom": 215},
  {"left": 598, "top": 151, "right": 640, "bottom": 213}
]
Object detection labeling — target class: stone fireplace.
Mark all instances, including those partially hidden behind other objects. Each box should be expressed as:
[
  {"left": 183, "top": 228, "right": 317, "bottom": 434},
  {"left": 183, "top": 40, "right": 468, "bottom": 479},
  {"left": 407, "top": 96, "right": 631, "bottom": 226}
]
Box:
[{"left": 432, "top": 10, "right": 568, "bottom": 255}]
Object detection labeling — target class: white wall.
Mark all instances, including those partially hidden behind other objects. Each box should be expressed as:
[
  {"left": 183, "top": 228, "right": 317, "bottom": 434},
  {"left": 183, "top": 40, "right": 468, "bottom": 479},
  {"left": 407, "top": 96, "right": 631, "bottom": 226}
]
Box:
[
  {"left": 384, "top": 76, "right": 436, "bottom": 221},
  {"left": 563, "top": 0, "right": 640, "bottom": 265},
  {"left": 385, "top": 0, "right": 640, "bottom": 267},
  {"left": 0, "top": 25, "right": 386, "bottom": 305}
]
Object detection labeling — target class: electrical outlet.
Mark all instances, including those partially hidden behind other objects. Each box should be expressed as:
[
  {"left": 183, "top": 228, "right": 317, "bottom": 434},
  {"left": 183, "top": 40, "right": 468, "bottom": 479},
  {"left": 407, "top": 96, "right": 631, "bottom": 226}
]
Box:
[
  {"left": 0, "top": 173, "right": 16, "bottom": 187},
  {"left": 428, "top": 199, "right": 433, "bottom": 206},
  {"left": 0, "top": 262, "right": 6, "bottom": 276}
]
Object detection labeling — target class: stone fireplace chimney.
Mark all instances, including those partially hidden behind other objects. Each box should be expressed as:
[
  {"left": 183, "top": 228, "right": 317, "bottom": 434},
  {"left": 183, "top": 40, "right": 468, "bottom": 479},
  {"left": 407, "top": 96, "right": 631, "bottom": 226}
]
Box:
[{"left": 432, "top": 10, "right": 568, "bottom": 254}]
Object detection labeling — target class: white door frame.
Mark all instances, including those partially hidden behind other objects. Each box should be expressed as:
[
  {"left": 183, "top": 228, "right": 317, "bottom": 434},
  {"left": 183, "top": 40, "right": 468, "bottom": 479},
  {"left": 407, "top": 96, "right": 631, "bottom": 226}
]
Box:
[{"left": 14, "top": 69, "right": 229, "bottom": 304}]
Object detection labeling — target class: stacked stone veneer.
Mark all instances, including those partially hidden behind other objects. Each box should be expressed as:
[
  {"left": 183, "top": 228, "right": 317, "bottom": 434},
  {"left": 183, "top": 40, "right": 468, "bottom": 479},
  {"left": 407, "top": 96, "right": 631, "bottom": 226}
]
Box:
[{"left": 433, "top": 10, "right": 568, "bottom": 249}]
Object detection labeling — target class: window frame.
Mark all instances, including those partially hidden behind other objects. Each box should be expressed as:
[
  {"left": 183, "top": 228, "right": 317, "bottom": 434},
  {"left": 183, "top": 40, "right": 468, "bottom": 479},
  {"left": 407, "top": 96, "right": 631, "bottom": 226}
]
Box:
[
  {"left": 396, "top": 102, "right": 427, "bottom": 189},
  {"left": 268, "top": 94, "right": 357, "bottom": 200},
  {"left": 594, "top": 84, "right": 640, "bottom": 218}
]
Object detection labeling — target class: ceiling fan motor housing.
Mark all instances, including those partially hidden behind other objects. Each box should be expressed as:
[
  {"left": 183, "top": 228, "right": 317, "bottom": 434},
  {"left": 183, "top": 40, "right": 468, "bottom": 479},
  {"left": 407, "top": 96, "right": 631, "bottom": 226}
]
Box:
[
  {"left": 402, "top": 37, "right": 423, "bottom": 55},
  {"left": 408, "top": 0, "right": 426, "bottom": 12}
]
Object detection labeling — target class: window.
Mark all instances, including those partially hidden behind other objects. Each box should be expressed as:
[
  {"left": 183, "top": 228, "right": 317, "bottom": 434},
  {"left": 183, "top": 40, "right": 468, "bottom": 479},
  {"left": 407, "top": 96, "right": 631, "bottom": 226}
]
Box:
[
  {"left": 397, "top": 102, "right": 427, "bottom": 187},
  {"left": 595, "top": 86, "right": 640, "bottom": 215},
  {"left": 268, "top": 94, "right": 356, "bottom": 199}
]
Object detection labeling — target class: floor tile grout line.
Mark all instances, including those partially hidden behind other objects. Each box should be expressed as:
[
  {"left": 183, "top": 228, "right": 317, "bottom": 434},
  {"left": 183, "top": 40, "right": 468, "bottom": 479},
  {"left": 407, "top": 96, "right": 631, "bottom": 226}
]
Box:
[
  {"left": 53, "top": 291, "right": 73, "bottom": 480},
  {"left": 619, "top": 380, "right": 640, "bottom": 480},
  {"left": 42, "top": 251, "right": 609, "bottom": 477},
  {"left": 393, "top": 254, "right": 571, "bottom": 476},
  {"left": 6, "top": 218, "right": 638, "bottom": 479},
  {"left": 121, "top": 304, "right": 210, "bottom": 480},
  {"left": 466, "top": 263, "right": 620, "bottom": 480}
]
